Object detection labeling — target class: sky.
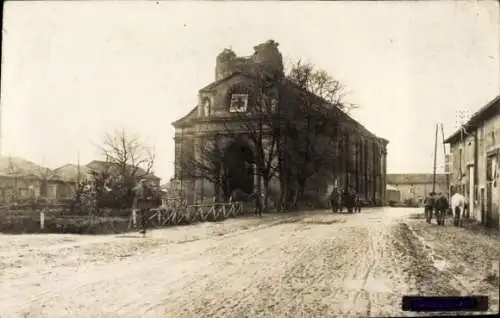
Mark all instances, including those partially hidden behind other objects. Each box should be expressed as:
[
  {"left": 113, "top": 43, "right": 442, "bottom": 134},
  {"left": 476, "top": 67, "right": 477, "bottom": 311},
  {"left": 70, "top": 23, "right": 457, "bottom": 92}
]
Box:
[{"left": 1, "top": 1, "right": 499, "bottom": 182}]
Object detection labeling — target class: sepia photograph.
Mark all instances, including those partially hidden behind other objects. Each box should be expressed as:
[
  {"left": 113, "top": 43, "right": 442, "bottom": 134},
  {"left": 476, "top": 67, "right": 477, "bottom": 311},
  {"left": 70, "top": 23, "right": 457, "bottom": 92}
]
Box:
[{"left": 0, "top": 0, "right": 499, "bottom": 317}]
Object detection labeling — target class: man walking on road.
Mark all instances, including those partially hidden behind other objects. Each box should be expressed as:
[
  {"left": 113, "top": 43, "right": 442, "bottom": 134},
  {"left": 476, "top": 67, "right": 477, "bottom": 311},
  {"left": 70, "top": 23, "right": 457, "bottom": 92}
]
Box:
[
  {"left": 134, "top": 179, "right": 154, "bottom": 236},
  {"left": 424, "top": 192, "right": 436, "bottom": 223}
]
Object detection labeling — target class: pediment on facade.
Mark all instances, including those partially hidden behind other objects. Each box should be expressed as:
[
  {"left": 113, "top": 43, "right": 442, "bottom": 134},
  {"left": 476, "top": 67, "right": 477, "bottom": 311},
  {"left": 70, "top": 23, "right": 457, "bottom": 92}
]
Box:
[
  {"left": 171, "top": 106, "right": 199, "bottom": 128},
  {"left": 199, "top": 72, "right": 259, "bottom": 93}
]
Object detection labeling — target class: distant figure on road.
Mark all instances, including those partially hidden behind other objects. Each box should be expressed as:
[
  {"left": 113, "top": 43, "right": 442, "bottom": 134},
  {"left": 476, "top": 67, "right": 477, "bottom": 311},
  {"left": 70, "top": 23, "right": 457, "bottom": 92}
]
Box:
[
  {"left": 424, "top": 192, "right": 436, "bottom": 223},
  {"left": 353, "top": 192, "right": 361, "bottom": 213},
  {"left": 134, "top": 179, "right": 154, "bottom": 236},
  {"left": 342, "top": 189, "right": 354, "bottom": 213},
  {"left": 433, "top": 192, "right": 449, "bottom": 226},
  {"left": 229, "top": 188, "right": 262, "bottom": 217},
  {"left": 337, "top": 187, "right": 344, "bottom": 213},
  {"left": 329, "top": 188, "right": 340, "bottom": 213}
]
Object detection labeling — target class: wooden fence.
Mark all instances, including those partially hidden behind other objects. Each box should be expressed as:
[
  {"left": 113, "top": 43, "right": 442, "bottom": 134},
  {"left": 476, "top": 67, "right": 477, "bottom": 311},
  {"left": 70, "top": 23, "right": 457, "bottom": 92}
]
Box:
[
  {"left": 1, "top": 200, "right": 248, "bottom": 232},
  {"left": 128, "top": 201, "right": 245, "bottom": 229}
]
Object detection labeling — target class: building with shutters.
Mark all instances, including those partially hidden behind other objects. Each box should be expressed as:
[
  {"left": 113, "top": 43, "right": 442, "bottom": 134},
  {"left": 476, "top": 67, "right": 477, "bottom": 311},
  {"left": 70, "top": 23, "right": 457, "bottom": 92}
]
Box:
[{"left": 444, "top": 95, "right": 500, "bottom": 230}]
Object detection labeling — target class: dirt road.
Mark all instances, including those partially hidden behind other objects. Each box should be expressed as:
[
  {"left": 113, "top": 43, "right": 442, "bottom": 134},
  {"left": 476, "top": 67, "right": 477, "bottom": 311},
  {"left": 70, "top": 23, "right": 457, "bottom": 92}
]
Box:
[{"left": 0, "top": 208, "right": 498, "bottom": 317}]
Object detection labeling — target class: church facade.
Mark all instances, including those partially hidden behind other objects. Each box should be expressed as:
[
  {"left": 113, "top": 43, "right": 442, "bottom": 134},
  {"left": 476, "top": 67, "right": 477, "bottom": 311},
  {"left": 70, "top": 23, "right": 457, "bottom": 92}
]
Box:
[{"left": 172, "top": 40, "right": 388, "bottom": 206}]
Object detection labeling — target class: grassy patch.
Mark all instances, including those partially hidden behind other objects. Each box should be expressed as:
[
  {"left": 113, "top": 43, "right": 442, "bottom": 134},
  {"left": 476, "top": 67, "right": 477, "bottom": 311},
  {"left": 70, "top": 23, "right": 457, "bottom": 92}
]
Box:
[
  {"left": 301, "top": 219, "right": 341, "bottom": 225},
  {"left": 408, "top": 213, "right": 426, "bottom": 220},
  {"left": 273, "top": 216, "right": 302, "bottom": 225},
  {"left": 0, "top": 211, "right": 133, "bottom": 235},
  {"left": 483, "top": 273, "right": 500, "bottom": 286},
  {"left": 460, "top": 219, "right": 500, "bottom": 237}
]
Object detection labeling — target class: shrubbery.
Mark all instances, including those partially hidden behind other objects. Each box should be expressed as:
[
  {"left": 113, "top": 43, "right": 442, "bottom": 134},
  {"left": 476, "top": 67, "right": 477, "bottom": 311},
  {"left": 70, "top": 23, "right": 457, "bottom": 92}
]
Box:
[{"left": 0, "top": 209, "right": 133, "bottom": 235}]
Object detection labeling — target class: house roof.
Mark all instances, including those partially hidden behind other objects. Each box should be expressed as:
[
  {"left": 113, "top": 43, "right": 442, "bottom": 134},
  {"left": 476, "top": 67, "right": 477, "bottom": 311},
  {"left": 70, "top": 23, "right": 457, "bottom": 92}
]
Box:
[
  {"left": 53, "top": 164, "right": 90, "bottom": 182},
  {"left": 444, "top": 95, "right": 500, "bottom": 144},
  {"left": 86, "top": 160, "right": 160, "bottom": 180},
  {"left": 0, "top": 156, "right": 60, "bottom": 180},
  {"left": 387, "top": 173, "right": 448, "bottom": 185}
]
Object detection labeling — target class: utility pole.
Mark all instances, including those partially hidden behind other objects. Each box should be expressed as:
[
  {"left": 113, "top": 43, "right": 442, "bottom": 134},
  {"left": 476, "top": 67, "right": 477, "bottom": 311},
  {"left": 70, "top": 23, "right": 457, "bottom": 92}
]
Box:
[
  {"left": 440, "top": 123, "right": 449, "bottom": 197},
  {"left": 179, "top": 127, "right": 184, "bottom": 195},
  {"left": 432, "top": 123, "right": 438, "bottom": 193}
]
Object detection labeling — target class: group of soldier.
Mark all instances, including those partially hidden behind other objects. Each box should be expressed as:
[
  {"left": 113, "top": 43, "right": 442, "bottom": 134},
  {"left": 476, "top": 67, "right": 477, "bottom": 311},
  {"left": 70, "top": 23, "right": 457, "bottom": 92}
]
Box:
[
  {"left": 328, "top": 187, "right": 362, "bottom": 214},
  {"left": 423, "top": 191, "right": 451, "bottom": 226},
  {"left": 133, "top": 181, "right": 472, "bottom": 235}
]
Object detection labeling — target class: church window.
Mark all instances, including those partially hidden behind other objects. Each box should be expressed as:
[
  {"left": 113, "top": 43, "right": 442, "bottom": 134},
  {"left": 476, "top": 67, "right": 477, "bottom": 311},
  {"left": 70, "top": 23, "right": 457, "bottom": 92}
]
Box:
[{"left": 229, "top": 94, "right": 249, "bottom": 112}]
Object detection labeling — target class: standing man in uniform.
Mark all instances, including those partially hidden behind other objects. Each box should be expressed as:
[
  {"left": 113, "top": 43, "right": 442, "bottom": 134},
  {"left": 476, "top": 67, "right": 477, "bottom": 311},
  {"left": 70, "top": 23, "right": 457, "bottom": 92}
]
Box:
[
  {"left": 424, "top": 192, "right": 436, "bottom": 224},
  {"left": 134, "top": 179, "right": 154, "bottom": 236},
  {"left": 330, "top": 187, "right": 339, "bottom": 213},
  {"left": 353, "top": 191, "right": 361, "bottom": 213}
]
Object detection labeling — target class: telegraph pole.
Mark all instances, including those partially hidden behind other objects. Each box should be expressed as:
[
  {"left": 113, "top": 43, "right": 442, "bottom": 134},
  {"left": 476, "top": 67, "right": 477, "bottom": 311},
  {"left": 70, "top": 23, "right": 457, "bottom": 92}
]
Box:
[
  {"left": 179, "top": 127, "right": 184, "bottom": 192},
  {"left": 432, "top": 123, "right": 438, "bottom": 193},
  {"left": 440, "top": 123, "right": 449, "bottom": 196}
]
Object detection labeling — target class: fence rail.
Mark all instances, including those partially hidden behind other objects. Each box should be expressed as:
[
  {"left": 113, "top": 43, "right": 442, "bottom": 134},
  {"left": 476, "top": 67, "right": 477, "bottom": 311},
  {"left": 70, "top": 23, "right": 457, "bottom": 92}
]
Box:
[
  {"left": 1, "top": 200, "right": 248, "bottom": 232},
  {"left": 128, "top": 201, "right": 245, "bottom": 229}
]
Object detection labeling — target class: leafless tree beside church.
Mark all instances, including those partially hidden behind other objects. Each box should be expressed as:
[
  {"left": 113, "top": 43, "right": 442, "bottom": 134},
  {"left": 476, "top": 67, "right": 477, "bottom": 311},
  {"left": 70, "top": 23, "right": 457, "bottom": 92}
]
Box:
[
  {"left": 77, "top": 129, "right": 157, "bottom": 211},
  {"left": 187, "top": 58, "right": 355, "bottom": 211},
  {"left": 279, "top": 59, "right": 355, "bottom": 210}
]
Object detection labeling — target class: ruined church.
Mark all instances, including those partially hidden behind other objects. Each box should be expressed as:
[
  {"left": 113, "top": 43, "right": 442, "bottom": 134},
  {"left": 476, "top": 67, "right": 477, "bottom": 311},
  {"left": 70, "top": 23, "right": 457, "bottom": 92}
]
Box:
[{"left": 172, "top": 40, "right": 388, "bottom": 206}]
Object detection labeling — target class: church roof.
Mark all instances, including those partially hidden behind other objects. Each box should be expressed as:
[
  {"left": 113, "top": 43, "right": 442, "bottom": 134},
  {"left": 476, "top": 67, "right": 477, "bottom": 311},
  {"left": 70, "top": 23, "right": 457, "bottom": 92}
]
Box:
[
  {"left": 172, "top": 72, "right": 388, "bottom": 145},
  {"left": 199, "top": 71, "right": 253, "bottom": 92}
]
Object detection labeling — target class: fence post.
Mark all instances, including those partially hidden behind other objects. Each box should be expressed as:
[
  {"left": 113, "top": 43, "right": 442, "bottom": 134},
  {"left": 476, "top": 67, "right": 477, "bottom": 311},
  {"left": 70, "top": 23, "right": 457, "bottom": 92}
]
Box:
[
  {"left": 158, "top": 209, "right": 161, "bottom": 224},
  {"left": 40, "top": 208, "right": 45, "bottom": 230}
]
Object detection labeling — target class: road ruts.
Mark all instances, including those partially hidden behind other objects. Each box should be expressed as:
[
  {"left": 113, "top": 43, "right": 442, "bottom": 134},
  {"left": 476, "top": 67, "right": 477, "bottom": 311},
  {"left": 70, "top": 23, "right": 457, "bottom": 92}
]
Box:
[{"left": 1, "top": 208, "right": 498, "bottom": 317}]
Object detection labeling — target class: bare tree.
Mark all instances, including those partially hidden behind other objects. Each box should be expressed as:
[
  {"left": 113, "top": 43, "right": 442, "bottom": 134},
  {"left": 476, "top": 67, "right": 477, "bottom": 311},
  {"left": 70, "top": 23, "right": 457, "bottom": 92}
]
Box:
[
  {"left": 185, "top": 74, "right": 280, "bottom": 209},
  {"left": 100, "top": 129, "right": 156, "bottom": 178},
  {"left": 282, "top": 59, "right": 353, "bottom": 209},
  {"left": 287, "top": 59, "right": 358, "bottom": 113},
  {"left": 185, "top": 60, "right": 355, "bottom": 212},
  {"left": 95, "top": 129, "right": 156, "bottom": 208},
  {"left": 222, "top": 75, "right": 281, "bottom": 211}
]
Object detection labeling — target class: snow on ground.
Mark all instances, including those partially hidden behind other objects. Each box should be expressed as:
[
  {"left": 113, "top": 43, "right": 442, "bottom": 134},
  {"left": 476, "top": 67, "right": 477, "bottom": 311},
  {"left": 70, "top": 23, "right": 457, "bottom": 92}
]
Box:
[{"left": 0, "top": 208, "right": 498, "bottom": 317}]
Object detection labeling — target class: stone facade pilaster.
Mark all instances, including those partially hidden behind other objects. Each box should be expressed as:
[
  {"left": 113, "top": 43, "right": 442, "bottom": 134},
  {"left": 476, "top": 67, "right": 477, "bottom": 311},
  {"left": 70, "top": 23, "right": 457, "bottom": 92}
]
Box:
[
  {"left": 366, "top": 142, "right": 373, "bottom": 201},
  {"left": 381, "top": 147, "right": 388, "bottom": 204},
  {"left": 174, "top": 138, "right": 182, "bottom": 179},
  {"left": 374, "top": 143, "right": 379, "bottom": 203},
  {"left": 360, "top": 139, "right": 365, "bottom": 197},
  {"left": 193, "top": 138, "right": 204, "bottom": 203},
  {"left": 374, "top": 142, "right": 380, "bottom": 204}
]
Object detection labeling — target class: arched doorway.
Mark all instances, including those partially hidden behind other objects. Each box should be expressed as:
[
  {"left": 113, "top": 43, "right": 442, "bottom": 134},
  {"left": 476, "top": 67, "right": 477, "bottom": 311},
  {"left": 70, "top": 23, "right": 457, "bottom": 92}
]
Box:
[{"left": 223, "top": 139, "right": 255, "bottom": 198}]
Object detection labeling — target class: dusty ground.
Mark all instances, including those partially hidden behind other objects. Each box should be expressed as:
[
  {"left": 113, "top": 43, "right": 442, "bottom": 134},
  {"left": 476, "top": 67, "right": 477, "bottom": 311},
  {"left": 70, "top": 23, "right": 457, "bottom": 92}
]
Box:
[{"left": 0, "top": 207, "right": 498, "bottom": 317}]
